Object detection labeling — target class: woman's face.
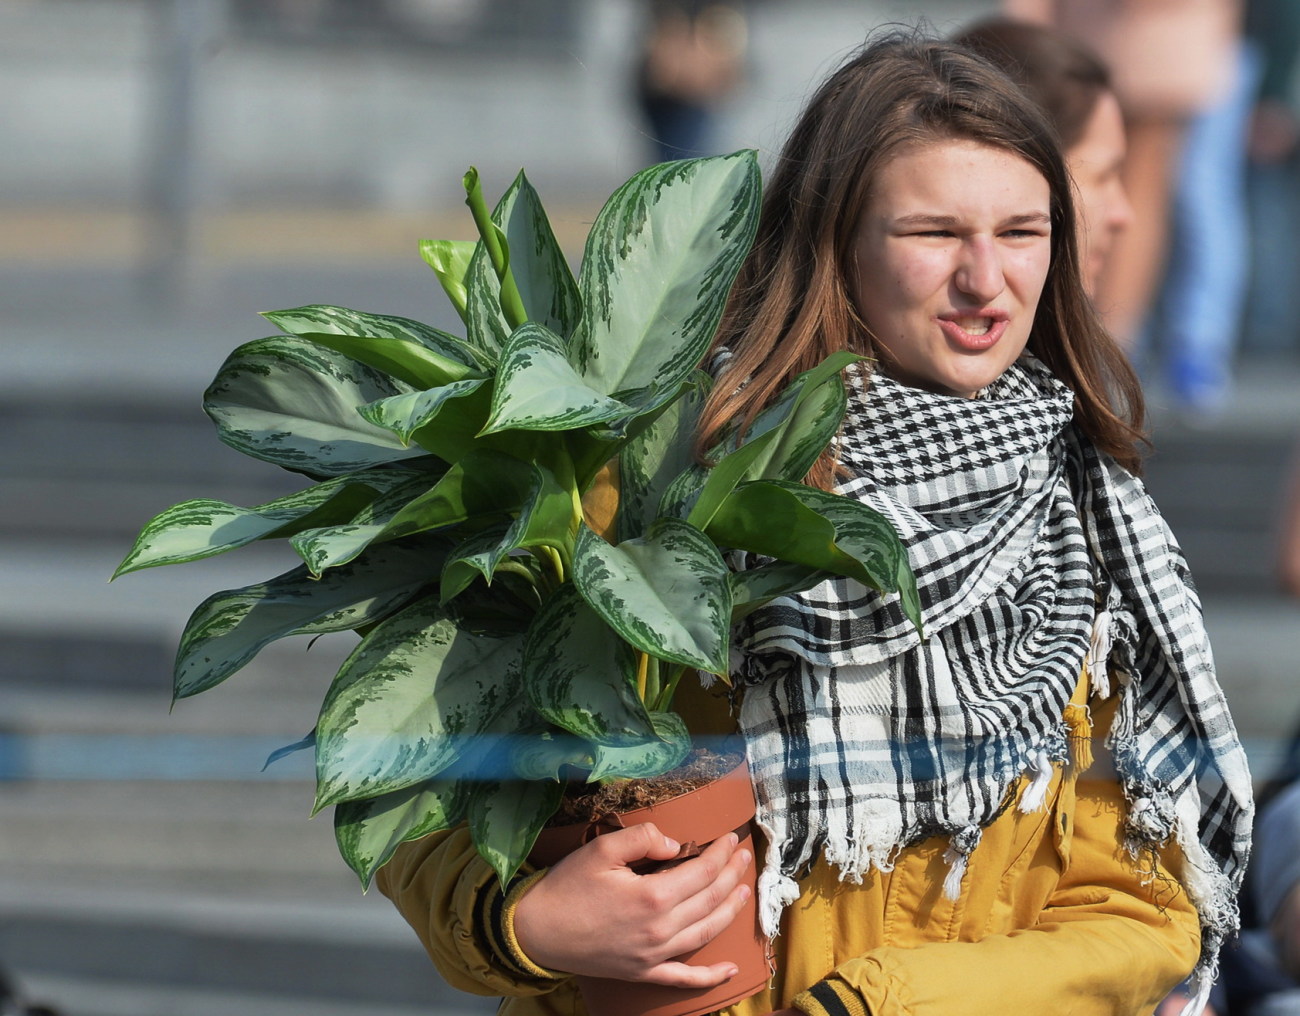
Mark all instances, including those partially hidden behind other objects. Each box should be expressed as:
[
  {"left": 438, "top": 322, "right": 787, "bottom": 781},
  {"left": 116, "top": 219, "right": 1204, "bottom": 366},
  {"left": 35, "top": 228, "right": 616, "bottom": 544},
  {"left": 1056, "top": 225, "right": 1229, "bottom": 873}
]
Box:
[
  {"left": 1065, "top": 90, "right": 1132, "bottom": 296},
  {"left": 851, "top": 139, "right": 1053, "bottom": 399}
]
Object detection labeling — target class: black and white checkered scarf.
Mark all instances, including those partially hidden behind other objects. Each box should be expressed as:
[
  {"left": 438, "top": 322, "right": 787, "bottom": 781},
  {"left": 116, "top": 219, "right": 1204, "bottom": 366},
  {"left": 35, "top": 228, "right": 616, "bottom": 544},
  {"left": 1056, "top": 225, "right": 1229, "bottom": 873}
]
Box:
[{"left": 735, "top": 356, "right": 1252, "bottom": 997}]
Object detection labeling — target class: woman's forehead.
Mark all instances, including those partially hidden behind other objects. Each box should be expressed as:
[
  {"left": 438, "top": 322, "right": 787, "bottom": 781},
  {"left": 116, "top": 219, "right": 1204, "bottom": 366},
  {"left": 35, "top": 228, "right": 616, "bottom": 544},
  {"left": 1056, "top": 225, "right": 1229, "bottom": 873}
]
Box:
[{"left": 866, "top": 140, "right": 1051, "bottom": 219}]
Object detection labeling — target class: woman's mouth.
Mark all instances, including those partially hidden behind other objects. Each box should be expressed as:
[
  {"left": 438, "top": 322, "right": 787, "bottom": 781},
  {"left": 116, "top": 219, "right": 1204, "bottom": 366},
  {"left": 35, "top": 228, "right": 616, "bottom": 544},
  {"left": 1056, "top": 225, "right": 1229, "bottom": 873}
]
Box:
[{"left": 937, "top": 313, "right": 1007, "bottom": 350}]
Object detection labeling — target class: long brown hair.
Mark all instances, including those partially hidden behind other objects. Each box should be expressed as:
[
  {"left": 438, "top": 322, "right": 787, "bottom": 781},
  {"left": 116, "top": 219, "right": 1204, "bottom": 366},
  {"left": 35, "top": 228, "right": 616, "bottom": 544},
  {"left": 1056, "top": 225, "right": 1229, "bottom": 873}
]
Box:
[{"left": 695, "top": 32, "right": 1146, "bottom": 484}]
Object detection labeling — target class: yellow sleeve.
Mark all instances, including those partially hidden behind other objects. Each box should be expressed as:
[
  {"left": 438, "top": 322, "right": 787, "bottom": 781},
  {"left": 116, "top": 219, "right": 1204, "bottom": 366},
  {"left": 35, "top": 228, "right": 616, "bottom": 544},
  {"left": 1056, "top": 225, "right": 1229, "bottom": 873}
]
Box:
[
  {"left": 375, "top": 824, "right": 567, "bottom": 998},
  {"left": 792, "top": 774, "right": 1202, "bottom": 1016}
]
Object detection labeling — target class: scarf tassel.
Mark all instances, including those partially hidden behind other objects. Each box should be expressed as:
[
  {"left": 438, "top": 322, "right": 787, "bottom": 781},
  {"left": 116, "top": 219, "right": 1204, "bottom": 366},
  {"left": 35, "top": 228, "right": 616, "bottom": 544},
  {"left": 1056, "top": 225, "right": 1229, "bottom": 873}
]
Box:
[
  {"left": 941, "top": 826, "right": 982, "bottom": 900},
  {"left": 1018, "top": 749, "right": 1055, "bottom": 814}
]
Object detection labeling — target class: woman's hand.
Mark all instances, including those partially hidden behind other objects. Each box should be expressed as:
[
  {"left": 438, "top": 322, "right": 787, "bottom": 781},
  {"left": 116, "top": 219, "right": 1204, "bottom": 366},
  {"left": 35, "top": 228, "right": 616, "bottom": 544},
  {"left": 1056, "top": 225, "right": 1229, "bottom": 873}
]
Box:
[{"left": 512, "top": 822, "right": 752, "bottom": 987}]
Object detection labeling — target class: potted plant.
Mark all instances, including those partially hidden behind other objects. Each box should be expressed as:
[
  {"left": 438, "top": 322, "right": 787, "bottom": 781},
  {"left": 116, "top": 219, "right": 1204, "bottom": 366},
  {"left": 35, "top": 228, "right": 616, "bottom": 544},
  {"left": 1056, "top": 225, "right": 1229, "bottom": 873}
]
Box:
[{"left": 114, "top": 151, "right": 919, "bottom": 1015}]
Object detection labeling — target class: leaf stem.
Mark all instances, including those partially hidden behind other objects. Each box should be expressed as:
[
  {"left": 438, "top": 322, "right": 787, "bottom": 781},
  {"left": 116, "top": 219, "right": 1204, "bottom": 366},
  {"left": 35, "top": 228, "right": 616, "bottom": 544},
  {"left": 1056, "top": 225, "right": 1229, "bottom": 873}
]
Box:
[
  {"left": 653, "top": 664, "right": 689, "bottom": 713},
  {"left": 463, "top": 167, "right": 528, "bottom": 330},
  {"left": 643, "top": 655, "right": 661, "bottom": 711},
  {"left": 635, "top": 651, "right": 649, "bottom": 703}
]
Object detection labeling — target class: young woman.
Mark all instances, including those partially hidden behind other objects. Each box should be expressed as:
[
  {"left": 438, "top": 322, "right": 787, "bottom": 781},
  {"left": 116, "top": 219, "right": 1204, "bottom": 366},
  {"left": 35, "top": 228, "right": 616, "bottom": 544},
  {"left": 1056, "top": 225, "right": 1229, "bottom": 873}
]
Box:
[{"left": 377, "top": 34, "right": 1253, "bottom": 1016}]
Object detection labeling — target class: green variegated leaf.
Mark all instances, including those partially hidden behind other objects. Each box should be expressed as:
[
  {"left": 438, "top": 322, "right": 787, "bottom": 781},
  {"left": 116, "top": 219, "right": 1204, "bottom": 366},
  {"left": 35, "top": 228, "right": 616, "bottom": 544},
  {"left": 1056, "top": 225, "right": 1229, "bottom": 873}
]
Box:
[
  {"left": 204, "top": 336, "right": 425, "bottom": 477},
  {"left": 572, "top": 519, "right": 731, "bottom": 675},
  {"left": 263, "top": 305, "right": 485, "bottom": 382},
  {"left": 465, "top": 171, "right": 582, "bottom": 357},
  {"left": 174, "top": 540, "right": 445, "bottom": 700},
  {"left": 440, "top": 455, "right": 575, "bottom": 602},
  {"left": 523, "top": 583, "right": 654, "bottom": 744},
  {"left": 510, "top": 730, "right": 592, "bottom": 781},
  {"left": 113, "top": 468, "right": 415, "bottom": 577},
  {"left": 314, "top": 603, "right": 526, "bottom": 808},
  {"left": 706, "top": 480, "right": 921, "bottom": 632},
  {"left": 617, "top": 371, "right": 710, "bottom": 543},
  {"left": 682, "top": 350, "right": 862, "bottom": 529},
  {"left": 480, "top": 322, "right": 632, "bottom": 435},
  {"left": 290, "top": 474, "right": 436, "bottom": 575},
  {"left": 718, "top": 350, "right": 858, "bottom": 483},
  {"left": 588, "top": 711, "right": 690, "bottom": 781},
  {"left": 420, "top": 239, "right": 477, "bottom": 324},
  {"left": 728, "top": 561, "right": 830, "bottom": 621},
  {"left": 358, "top": 378, "right": 490, "bottom": 447},
  {"left": 378, "top": 449, "right": 535, "bottom": 543},
  {"left": 468, "top": 772, "right": 567, "bottom": 887},
  {"left": 571, "top": 152, "right": 760, "bottom": 413},
  {"left": 440, "top": 525, "right": 512, "bottom": 605},
  {"left": 334, "top": 776, "right": 467, "bottom": 888}
]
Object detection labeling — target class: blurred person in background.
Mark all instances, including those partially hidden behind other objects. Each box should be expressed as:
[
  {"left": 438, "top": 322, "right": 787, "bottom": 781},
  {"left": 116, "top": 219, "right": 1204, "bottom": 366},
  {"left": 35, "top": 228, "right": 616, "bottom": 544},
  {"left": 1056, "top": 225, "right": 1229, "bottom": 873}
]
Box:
[
  {"left": 1241, "top": 0, "right": 1300, "bottom": 360},
  {"left": 1213, "top": 722, "right": 1300, "bottom": 1016},
  {"left": 1003, "top": 0, "right": 1243, "bottom": 360},
  {"left": 1146, "top": 21, "right": 1257, "bottom": 417},
  {"left": 1238, "top": 0, "right": 1300, "bottom": 599},
  {"left": 632, "top": 0, "right": 747, "bottom": 163},
  {"left": 953, "top": 17, "right": 1133, "bottom": 299}
]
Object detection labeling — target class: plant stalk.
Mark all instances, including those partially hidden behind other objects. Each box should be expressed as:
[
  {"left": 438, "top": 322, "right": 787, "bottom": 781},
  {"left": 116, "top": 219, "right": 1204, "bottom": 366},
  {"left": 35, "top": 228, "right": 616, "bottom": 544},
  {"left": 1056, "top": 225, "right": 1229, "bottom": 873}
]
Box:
[
  {"left": 652, "top": 663, "right": 690, "bottom": 713},
  {"left": 643, "top": 655, "right": 661, "bottom": 710},
  {"left": 635, "top": 651, "right": 649, "bottom": 703},
  {"left": 462, "top": 167, "right": 528, "bottom": 330}
]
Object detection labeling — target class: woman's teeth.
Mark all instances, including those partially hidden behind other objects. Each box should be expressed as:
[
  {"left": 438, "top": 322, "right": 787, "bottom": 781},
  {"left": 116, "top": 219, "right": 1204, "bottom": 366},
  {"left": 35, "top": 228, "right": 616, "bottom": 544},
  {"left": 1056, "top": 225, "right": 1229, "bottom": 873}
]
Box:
[{"left": 953, "top": 317, "right": 990, "bottom": 335}]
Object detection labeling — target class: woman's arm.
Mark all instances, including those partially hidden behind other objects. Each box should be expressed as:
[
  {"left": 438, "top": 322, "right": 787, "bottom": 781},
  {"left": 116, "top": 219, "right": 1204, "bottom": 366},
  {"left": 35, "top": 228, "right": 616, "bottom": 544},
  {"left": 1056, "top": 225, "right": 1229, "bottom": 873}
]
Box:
[{"left": 789, "top": 773, "right": 1201, "bottom": 1016}]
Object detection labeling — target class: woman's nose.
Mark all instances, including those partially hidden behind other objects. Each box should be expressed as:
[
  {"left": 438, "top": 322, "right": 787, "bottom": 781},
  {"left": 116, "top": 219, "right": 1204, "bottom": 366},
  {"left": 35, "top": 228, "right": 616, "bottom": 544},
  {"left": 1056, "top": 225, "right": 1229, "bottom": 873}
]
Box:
[{"left": 955, "top": 237, "right": 1006, "bottom": 302}]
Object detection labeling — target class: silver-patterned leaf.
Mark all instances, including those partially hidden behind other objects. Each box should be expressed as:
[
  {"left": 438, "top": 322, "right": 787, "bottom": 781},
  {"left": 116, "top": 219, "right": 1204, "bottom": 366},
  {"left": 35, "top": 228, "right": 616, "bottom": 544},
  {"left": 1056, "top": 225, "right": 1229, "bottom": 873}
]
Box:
[
  {"left": 684, "top": 349, "right": 862, "bottom": 529},
  {"left": 263, "top": 304, "right": 486, "bottom": 378},
  {"left": 480, "top": 322, "right": 632, "bottom": 435},
  {"left": 465, "top": 170, "right": 582, "bottom": 357},
  {"left": 173, "top": 540, "right": 444, "bottom": 700},
  {"left": 314, "top": 603, "right": 526, "bottom": 809},
  {"left": 588, "top": 711, "right": 691, "bottom": 782},
  {"left": 522, "top": 583, "right": 655, "bottom": 745},
  {"left": 572, "top": 518, "right": 731, "bottom": 675},
  {"left": 510, "top": 730, "right": 592, "bottom": 781},
  {"left": 113, "top": 468, "right": 413, "bottom": 578},
  {"left": 358, "top": 377, "right": 490, "bottom": 445},
  {"left": 617, "top": 371, "right": 710, "bottom": 542},
  {"left": 570, "top": 152, "right": 760, "bottom": 413},
  {"left": 333, "top": 776, "right": 467, "bottom": 888},
  {"left": 290, "top": 475, "right": 437, "bottom": 575},
  {"left": 203, "top": 336, "right": 425, "bottom": 477},
  {"left": 467, "top": 774, "right": 566, "bottom": 887}
]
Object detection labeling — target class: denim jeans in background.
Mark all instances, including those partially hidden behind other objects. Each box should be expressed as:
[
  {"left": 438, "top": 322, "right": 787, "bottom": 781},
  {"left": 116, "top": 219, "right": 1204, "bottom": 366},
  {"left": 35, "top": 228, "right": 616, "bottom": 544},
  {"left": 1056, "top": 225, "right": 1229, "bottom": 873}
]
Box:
[{"left": 1148, "top": 43, "right": 1262, "bottom": 415}]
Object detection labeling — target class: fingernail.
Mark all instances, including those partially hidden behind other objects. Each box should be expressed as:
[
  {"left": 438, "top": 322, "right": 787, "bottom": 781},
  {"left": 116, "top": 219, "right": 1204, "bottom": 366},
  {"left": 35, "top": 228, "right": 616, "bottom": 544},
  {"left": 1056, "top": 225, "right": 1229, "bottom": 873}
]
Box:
[
  {"left": 740, "top": 849, "right": 752, "bottom": 865},
  {"left": 727, "top": 832, "right": 739, "bottom": 847},
  {"left": 738, "top": 884, "right": 752, "bottom": 902},
  {"left": 665, "top": 837, "right": 680, "bottom": 852},
  {"left": 725, "top": 965, "right": 739, "bottom": 979}
]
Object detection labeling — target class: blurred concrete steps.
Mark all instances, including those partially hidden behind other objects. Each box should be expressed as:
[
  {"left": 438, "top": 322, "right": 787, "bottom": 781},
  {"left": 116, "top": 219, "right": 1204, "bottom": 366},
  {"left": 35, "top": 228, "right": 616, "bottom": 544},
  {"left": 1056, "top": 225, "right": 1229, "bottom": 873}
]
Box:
[{"left": 0, "top": 878, "right": 495, "bottom": 1016}]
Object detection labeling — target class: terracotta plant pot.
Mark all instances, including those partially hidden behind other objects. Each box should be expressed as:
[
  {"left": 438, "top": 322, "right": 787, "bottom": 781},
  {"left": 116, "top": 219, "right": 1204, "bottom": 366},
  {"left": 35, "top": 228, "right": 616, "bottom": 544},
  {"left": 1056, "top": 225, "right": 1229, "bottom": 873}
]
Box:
[{"left": 528, "top": 756, "right": 771, "bottom": 1016}]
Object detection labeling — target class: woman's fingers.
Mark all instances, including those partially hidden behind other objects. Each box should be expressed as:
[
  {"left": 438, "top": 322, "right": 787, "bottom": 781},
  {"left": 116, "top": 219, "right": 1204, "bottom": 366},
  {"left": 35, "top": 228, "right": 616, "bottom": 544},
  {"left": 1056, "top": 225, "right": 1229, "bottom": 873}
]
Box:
[
  {"left": 649, "top": 828, "right": 743, "bottom": 900},
  {"left": 661, "top": 875, "right": 753, "bottom": 958},
  {"left": 663, "top": 836, "right": 752, "bottom": 930},
  {"left": 639, "top": 959, "right": 742, "bottom": 989}
]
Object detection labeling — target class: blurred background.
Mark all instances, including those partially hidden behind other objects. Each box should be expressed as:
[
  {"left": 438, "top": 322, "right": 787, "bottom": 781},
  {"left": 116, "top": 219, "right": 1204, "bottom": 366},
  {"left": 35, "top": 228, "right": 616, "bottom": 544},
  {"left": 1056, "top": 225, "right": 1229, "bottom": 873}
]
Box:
[{"left": 1, "top": 0, "right": 1299, "bottom": 1013}]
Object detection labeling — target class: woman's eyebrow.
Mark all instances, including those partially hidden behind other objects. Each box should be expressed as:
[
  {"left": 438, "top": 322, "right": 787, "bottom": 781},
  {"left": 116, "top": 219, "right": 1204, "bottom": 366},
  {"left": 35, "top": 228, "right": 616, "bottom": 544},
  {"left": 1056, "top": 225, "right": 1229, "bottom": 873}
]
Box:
[
  {"left": 889, "top": 211, "right": 1051, "bottom": 229},
  {"left": 892, "top": 213, "right": 961, "bottom": 228}
]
